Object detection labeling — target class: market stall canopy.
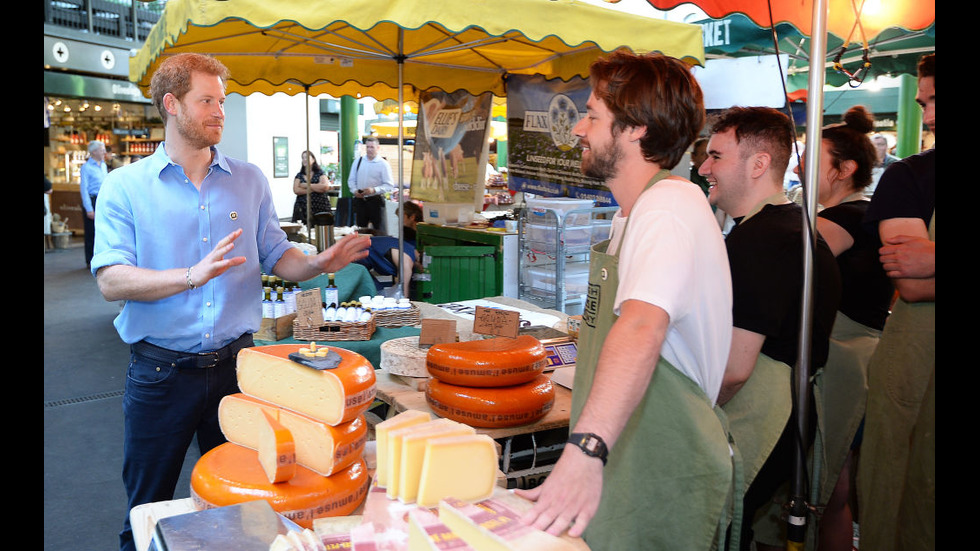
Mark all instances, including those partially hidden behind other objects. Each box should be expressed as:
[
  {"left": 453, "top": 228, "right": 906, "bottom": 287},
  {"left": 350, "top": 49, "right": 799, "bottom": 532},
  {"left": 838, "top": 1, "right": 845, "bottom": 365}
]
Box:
[
  {"left": 640, "top": 0, "right": 933, "bottom": 38},
  {"left": 697, "top": 13, "right": 935, "bottom": 89},
  {"left": 129, "top": 0, "right": 706, "bottom": 101}
]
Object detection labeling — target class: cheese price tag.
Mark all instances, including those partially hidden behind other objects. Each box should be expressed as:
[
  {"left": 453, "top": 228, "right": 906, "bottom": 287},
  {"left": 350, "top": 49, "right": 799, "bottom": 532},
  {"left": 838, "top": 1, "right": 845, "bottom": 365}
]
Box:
[
  {"left": 473, "top": 306, "right": 520, "bottom": 339},
  {"left": 419, "top": 319, "right": 456, "bottom": 346},
  {"left": 295, "top": 288, "right": 324, "bottom": 327}
]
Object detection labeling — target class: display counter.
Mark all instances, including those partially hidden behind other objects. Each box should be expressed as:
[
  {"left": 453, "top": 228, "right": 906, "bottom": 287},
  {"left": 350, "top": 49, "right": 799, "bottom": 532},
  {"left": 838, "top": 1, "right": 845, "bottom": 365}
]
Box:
[{"left": 140, "top": 297, "right": 575, "bottom": 550}]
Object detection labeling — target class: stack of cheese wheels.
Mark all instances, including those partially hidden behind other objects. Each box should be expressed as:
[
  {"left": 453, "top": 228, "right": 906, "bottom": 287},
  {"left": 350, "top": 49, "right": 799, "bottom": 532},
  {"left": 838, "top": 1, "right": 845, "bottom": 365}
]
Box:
[
  {"left": 190, "top": 343, "right": 376, "bottom": 529},
  {"left": 373, "top": 409, "right": 499, "bottom": 507},
  {"left": 424, "top": 335, "right": 555, "bottom": 428}
]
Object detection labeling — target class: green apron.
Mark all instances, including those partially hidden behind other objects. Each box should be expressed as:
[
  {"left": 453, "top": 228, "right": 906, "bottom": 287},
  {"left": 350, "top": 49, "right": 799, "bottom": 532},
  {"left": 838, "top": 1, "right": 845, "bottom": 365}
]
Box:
[
  {"left": 858, "top": 210, "right": 935, "bottom": 551},
  {"left": 570, "top": 171, "right": 741, "bottom": 551},
  {"left": 751, "top": 312, "right": 879, "bottom": 548},
  {"left": 813, "top": 311, "right": 880, "bottom": 505}
]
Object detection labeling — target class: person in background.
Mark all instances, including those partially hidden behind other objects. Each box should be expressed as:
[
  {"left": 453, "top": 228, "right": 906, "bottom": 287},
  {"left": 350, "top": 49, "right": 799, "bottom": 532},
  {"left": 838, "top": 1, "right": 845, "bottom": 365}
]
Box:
[
  {"left": 356, "top": 200, "right": 424, "bottom": 297},
  {"left": 91, "top": 52, "right": 371, "bottom": 551},
  {"left": 347, "top": 136, "right": 394, "bottom": 234},
  {"left": 80, "top": 139, "right": 108, "bottom": 267},
  {"left": 689, "top": 136, "right": 711, "bottom": 198},
  {"left": 795, "top": 105, "right": 892, "bottom": 551},
  {"left": 868, "top": 133, "right": 901, "bottom": 196},
  {"left": 291, "top": 150, "right": 332, "bottom": 225},
  {"left": 857, "top": 53, "right": 935, "bottom": 551},
  {"left": 518, "top": 51, "right": 735, "bottom": 550},
  {"left": 44, "top": 174, "right": 54, "bottom": 250},
  {"left": 698, "top": 106, "right": 841, "bottom": 551}
]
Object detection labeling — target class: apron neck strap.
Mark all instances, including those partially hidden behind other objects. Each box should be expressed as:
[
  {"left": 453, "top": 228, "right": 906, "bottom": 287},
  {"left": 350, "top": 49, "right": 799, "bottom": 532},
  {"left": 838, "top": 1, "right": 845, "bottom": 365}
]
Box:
[{"left": 611, "top": 169, "right": 671, "bottom": 256}]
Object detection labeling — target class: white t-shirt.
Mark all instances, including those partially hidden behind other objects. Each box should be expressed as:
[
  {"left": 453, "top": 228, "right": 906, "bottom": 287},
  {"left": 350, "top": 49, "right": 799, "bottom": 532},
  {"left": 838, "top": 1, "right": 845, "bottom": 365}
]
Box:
[{"left": 608, "top": 177, "right": 733, "bottom": 405}]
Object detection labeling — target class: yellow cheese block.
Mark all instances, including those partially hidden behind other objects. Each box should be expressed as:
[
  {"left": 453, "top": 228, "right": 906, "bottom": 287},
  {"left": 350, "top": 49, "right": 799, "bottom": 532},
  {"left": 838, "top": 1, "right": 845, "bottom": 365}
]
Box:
[
  {"left": 416, "top": 434, "right": 497, "bottom": 508},
  {"left": 398, "top": 423, "right": 476, "bottom": 504},
  {"left": 407, "top": 508, "right": 475, "bottom": 551},
  {"left": 438, "top": 496, "right": 576, "bottom": 551},
  {"left": 219, "top": 393, "right": 367, "bottom": 476},
  {"left": 386, "top": 419, "right": 463, "bottom": 500},
  {"left": 374, "top": 409, "right": 431, "bottom": 488},
  {"left": 237, "top": 344, "right": 376, "bottom": 426},
  {"left": 258, "top": 410, "right": 297, "bottom": 484}
]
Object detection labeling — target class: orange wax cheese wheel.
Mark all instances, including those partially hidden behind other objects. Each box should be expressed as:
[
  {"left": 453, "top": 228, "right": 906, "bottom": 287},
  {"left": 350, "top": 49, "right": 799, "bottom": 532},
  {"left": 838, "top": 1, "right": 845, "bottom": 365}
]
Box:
[
  {"left": 237, "top": 344, "right": 376, "bottom": 426},
  {"left": 258, "top": 411, "right": 296, "bottom": 483},
  {"left": 426, "top": 335, "right": 547, "bottom": 387},
  {"left": 425, "top": 375, "right": 555, "bottom": 428},
  {"left": 373, "top": 409, "right": 431, "bottom": 488},
  {"left": 219, "top": 393, "right": 367, "bottom": 476},
  {"left": 190, "top": 442, "right": 369, "bottom": 529}
]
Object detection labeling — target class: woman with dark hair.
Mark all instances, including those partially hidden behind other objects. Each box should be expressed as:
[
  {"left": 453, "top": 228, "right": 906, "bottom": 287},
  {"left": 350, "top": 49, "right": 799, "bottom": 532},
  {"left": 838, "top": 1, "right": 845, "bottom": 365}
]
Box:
[
  {"left": 797, "top": 105, "right": 893, "bottom": 551},
  {"left": 291, "top": 150, "right": 331, "bottom": 224}
]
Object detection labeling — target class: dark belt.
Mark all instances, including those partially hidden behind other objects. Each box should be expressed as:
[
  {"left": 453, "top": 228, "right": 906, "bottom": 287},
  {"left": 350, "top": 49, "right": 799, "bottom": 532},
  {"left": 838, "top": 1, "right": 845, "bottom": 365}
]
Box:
[{"left": 131, "top": 333, "right": 253, "bottom": 369}]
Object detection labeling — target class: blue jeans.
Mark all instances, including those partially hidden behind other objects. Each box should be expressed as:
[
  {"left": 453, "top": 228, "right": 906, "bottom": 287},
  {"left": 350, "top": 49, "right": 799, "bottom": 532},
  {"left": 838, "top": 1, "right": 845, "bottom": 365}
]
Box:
[{"left": 118, "top": 335, "right": 251, "bottom": 551}]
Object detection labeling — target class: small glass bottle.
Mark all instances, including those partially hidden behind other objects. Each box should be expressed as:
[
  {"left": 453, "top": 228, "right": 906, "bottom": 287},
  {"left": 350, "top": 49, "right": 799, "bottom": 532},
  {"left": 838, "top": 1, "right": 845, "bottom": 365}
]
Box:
[
  {"left": 325, "top": 273, "right": 339, "bottom": 309},
  {"left": 283, "top": 281, "right": 297, "bottom": 314},
  {"left": 262, "top": 288, "right": 274, "bottom": 319},
  {"left": 273, "top": 287, "right": 286, "bottom": 318}
]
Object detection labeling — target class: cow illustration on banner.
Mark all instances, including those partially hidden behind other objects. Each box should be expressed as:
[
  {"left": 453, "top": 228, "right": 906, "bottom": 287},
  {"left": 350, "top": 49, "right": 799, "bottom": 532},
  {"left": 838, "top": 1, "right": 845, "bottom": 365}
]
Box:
[{"left": 410, "top": 90, "right": 493, "bottom": 205}]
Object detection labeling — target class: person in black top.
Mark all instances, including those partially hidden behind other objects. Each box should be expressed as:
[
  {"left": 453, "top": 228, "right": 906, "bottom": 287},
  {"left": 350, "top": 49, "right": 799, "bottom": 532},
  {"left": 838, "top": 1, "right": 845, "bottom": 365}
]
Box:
[
  {"left": 291, "top": 150, "right": 332, "bottom": 224},
  {"left": 699, "top": 106, "right": 842, "bottom": 551},
  {"left": 797, "top": 105, "right": 891, "bottom": 550},
  {"left": 857, "top": 53, "right": 935, "bottom": 551}
]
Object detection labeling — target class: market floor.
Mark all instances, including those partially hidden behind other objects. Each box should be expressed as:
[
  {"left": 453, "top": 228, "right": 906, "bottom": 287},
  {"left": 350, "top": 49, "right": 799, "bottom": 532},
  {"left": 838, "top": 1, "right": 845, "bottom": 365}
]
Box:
[{"left": 44, "top": 238, "right": 201, "bottom": 551}]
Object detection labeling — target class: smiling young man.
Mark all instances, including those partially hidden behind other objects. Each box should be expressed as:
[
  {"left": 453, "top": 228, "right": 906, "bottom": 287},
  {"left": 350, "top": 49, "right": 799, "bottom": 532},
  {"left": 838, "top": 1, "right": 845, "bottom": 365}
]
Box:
[
  {"left": 517, "top": 51, "right": 735, "bottom": 551},
  {"left": 90, "top": 53, "right": 370, "bottom": 551},
  {"left": 699, "top": 106, "right": 841, "bottom": 550}
]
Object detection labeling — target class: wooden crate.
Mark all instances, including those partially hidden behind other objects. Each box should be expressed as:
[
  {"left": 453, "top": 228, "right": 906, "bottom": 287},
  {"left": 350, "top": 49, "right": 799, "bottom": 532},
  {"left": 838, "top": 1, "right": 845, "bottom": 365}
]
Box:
[{"left": 255, "top": 313, "right": 297, "bottom": 341}]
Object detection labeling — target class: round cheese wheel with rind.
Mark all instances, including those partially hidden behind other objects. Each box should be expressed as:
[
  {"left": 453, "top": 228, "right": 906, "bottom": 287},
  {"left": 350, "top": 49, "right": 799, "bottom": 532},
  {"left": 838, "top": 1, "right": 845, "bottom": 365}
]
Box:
[
  {"left": 425, "top": 375, "right": 555, "bottom": 428},
  {"left": 190, "top": 442, "right": 369, "bottom": 529},
  {"left": 380, "top": 336, "right": 429, "bottom": 377},
  {"left": 237, "top": 344, "right": 376, "bottom": 426},
  {"left": 426, "top": 335, "right": 547, "bottom": 387}
]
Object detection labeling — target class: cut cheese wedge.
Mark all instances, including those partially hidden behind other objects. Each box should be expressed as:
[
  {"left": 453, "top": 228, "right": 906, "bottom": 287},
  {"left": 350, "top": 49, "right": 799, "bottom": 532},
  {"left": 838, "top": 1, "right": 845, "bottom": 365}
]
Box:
[
  {"left": 258, "top": 410, "right": 297, "bottom": 483},
  {"left": 374, "top": 409, "right": 431, "bottom": 487},
  {"left": 219, "top": 393, "right": 367, "bottom": 476},
  {"left": 426, "top": 335, "right": 547, "bottom": 387},
  {"left": 398, "top": 423, "right": 476, "bottom": 504},
  {"left": 407, "top": 508, "right": 475, "bottom": 551},
  {"left": 425, "top": 375, "right": 555, "bottom": 428},
  {"left": 438, "top": 496, "right": 577, "bottom": 551},
  {"left": 237, "top": 344, "right": 376, "bottom": 426},
  {"left": 416, "top": 434, "right": 498, "bottom": 508},
  {"left": 190, "top": 442, "right": 369, "bottom": 529},
  {"left": 386, "top": 419, "right": 464, "bottom": 499}
]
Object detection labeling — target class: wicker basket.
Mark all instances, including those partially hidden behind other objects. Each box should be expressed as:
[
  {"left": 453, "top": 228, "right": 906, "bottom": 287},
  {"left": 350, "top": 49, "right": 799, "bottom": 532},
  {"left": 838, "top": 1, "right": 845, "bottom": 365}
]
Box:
[
  {"left": 373, "top": 304, "right": 422, "bottom": 328},
  {"left": 292, "top": 314, "right": 376, "bottom": 341}
]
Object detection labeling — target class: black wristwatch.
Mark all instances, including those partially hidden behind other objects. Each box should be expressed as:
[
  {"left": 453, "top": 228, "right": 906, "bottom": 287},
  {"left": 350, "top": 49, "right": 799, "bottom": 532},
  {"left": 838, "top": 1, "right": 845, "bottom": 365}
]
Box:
[{"left": 567, "top": 432, "right": 608, "bottom": 465}]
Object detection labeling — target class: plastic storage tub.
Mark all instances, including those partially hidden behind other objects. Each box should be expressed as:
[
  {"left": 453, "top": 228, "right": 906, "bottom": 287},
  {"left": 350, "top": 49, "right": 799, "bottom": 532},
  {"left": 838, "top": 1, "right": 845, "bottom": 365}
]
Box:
[
  {"left": 526, "top": 197, "right": 594, "bottom": 226},
  {"left": 525, "top": 224, "right": 593, "bottom": 253},
  {"left": 526, "top": 263, "right": 591, "bottom": 295},
  {"left": 591, "top": 219, "right": 612, "bottom": 244}
]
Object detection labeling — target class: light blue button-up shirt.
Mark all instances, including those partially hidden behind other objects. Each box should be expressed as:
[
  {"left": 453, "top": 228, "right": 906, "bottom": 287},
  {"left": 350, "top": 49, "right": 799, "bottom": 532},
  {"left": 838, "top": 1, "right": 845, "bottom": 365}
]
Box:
[
  {"left": 91, "top": 143, "right": 294, "bottom": 352},
  {"left": 79, "top": 157, "right": 108, "bottom": 213}
]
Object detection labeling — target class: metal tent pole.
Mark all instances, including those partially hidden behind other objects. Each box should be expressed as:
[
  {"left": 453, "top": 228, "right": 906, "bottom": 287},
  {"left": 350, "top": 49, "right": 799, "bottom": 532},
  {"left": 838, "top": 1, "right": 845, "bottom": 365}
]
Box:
[{"left": 787, "top": 0, "right": 829, "bottom": 546}]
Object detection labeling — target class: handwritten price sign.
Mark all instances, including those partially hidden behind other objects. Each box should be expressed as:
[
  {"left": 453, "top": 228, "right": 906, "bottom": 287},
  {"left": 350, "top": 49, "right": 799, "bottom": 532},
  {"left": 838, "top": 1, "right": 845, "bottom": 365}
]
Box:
[
  {"left": 473, "top": 306, "right": 520, "bottom": 338},
  {"left": 295, "top": 288, "right": 324, "bottom": 327}
]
